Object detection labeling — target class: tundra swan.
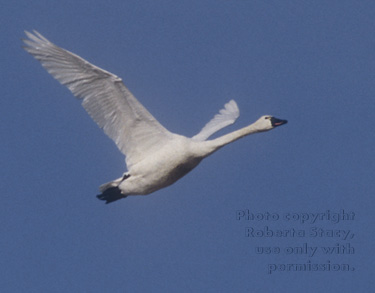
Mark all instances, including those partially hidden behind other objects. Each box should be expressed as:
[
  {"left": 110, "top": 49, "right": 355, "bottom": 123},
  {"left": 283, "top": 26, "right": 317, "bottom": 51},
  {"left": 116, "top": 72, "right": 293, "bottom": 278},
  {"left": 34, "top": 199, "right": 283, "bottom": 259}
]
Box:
[{"left": 23, "top": 31, "right": 287, "bottom": 203}]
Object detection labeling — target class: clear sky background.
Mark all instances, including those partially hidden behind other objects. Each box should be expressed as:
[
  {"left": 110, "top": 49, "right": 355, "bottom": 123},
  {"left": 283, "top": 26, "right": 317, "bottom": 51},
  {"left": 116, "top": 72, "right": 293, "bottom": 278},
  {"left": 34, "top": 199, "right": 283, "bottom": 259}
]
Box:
[{"left": 1, "top": 1, "right": 374, "bottom": 292}]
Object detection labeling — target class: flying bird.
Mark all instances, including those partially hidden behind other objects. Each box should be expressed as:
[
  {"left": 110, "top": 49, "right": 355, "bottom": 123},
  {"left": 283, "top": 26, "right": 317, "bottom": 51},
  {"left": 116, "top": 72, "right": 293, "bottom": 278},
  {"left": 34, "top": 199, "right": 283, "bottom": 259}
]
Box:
[{"left": 23, "top": 31, "right": 287, "bottom": 203}]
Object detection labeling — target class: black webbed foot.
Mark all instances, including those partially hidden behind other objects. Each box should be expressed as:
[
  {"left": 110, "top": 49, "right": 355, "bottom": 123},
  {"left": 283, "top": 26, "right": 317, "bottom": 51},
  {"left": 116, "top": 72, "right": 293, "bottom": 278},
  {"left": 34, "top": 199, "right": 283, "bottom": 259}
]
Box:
[{"left": 97, "top": 187, "right": 127, "bottom": 204}]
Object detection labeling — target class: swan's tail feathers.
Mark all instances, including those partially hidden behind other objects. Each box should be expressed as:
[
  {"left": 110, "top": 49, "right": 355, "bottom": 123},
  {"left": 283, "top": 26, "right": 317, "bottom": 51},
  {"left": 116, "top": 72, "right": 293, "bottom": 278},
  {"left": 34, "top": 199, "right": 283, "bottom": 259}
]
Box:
[
  {"left": 99, "top": 177, "right": 123, "bottom": 193},
  {"left": 97, "top": 177, "right": 126, "bottom": 204},
  {"left": 97, "top": 186, "right": 126, "bottom": 204}
]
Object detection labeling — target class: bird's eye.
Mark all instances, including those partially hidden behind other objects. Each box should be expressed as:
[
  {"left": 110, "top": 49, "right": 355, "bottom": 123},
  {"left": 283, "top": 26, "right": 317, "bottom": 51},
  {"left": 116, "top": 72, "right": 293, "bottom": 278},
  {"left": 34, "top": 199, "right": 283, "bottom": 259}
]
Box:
[{"left": 265, "top": 116, "right": 270, "bottom": 119}]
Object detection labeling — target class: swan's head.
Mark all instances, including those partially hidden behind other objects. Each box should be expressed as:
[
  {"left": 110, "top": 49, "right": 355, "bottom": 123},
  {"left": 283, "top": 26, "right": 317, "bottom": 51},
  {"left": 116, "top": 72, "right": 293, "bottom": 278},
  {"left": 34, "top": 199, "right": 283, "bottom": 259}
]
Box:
[{"left": 254, "top": 115, "right": 288, "bottom": 131}]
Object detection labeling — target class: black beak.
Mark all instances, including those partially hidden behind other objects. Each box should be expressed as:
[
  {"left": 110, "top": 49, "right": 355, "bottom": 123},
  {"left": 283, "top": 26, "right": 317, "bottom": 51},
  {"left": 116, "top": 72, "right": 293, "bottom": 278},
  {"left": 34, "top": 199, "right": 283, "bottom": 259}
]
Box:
[{"left": 270, "top": 117, "right": 288, "bottom": 127}]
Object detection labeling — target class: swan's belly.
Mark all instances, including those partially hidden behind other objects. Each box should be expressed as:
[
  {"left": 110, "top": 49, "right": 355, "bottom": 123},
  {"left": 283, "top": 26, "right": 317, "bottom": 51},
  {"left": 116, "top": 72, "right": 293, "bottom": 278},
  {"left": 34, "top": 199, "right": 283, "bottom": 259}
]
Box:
[{"left": 119, "top": 141, "right": 204, "bottom": 195}]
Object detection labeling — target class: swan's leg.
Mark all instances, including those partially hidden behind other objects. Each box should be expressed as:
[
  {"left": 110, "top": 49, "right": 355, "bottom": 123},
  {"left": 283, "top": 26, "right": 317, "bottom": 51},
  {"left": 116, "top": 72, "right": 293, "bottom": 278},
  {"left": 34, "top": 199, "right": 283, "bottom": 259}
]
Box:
[{"left": 122, "top": 173, "right": 130, "bottom": 180}]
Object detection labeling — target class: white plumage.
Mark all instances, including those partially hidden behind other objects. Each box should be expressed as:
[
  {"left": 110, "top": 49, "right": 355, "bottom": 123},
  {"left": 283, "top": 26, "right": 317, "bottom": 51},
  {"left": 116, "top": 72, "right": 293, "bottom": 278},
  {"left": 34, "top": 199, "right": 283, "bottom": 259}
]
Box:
[{"left": 23, "top": 31, "right": 287, "bottom": 203}]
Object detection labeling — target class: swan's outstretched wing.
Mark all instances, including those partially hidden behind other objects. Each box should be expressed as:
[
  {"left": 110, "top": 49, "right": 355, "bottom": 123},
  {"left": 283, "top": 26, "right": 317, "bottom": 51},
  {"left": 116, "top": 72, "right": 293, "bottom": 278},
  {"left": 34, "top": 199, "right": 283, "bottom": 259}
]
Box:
[
  {"left": 23, "top": 31, "right": 173, "bottom": 169},
  {"left": 192, "top": 100, "right": 239, "bottom": 141}
]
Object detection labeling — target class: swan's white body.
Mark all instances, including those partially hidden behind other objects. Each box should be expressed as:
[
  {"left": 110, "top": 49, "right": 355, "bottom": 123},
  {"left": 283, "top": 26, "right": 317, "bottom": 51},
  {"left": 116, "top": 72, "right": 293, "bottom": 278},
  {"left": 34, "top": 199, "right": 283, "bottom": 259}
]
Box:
[{"left": 23, "top": 31, "right": 287, "bottom": 203}]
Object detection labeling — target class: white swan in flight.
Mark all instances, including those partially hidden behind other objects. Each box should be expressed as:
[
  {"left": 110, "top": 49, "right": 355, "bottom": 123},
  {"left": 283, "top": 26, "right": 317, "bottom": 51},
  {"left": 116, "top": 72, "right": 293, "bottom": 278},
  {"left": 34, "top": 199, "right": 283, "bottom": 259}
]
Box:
[{"left": 23, "top": 31, "right": 287, "bottom": 203}]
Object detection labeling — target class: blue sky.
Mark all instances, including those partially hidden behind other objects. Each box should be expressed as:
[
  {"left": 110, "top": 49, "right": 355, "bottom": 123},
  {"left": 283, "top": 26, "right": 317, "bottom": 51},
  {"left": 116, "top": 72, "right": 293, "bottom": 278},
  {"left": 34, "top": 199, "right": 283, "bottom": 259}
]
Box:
[{"left": 1, "top": 1, "right": 374, "bottom": 292}]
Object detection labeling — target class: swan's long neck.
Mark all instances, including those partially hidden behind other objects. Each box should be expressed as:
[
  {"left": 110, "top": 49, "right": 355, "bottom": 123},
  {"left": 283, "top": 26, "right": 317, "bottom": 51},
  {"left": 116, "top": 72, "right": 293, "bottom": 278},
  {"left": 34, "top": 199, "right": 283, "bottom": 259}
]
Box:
[{"left": 202, "top": 123, "right": 264, "bottom": 156}]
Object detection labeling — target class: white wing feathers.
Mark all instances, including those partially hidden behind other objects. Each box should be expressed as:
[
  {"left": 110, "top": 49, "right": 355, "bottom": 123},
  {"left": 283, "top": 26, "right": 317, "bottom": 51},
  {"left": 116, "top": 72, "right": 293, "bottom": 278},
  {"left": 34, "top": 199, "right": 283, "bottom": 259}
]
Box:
[
  {"left": 192, "top": 100, "right": 240, "bottom": 141},
  {"left": 23, "top": 31, "right": 173, "bottom": 169}
]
